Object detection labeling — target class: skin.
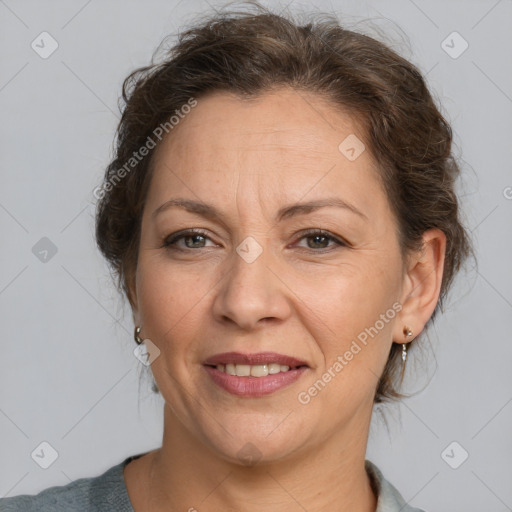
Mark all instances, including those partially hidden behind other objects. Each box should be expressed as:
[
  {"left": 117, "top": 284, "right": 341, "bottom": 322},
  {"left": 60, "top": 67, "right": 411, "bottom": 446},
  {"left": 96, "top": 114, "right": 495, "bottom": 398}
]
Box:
[{"left": 123, "top": 87, "right": 446, "bottom": 511}]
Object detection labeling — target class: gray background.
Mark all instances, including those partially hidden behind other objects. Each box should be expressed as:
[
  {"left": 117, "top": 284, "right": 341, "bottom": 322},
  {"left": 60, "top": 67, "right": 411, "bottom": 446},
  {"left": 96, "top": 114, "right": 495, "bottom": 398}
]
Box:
[{"left": 1, "top": 0, "right": 511, "bottom": 510}]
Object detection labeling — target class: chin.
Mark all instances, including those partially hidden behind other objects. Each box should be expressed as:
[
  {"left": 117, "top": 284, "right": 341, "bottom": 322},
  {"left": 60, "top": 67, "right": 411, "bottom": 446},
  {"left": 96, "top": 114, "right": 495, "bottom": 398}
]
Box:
[{"left": 201, "top": 420, "right": 308, "bottom": 467}]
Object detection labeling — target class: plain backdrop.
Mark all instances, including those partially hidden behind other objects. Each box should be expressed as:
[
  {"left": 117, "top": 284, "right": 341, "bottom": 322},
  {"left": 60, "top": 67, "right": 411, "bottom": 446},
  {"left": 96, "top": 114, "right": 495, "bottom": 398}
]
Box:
[{"left": 1, "top": 0, "right": 511, "bottom": 510}]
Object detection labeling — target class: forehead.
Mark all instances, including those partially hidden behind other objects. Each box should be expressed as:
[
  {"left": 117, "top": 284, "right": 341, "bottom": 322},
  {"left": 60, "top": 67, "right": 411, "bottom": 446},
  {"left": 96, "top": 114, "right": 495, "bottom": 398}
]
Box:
[
  {"left": 156, "top": 87, "right": 367, "bottom": 160},
  {"left": 147, "top": 87, "right": 387, "bottom": 218}
]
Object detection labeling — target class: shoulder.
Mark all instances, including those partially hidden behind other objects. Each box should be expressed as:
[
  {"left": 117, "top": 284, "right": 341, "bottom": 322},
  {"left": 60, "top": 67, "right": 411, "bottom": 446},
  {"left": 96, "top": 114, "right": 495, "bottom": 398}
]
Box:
[
  {"left": 0, "top": 455, "right": 139, "bottom": 512},
  {"left": 365, "top": 460, "right": 428, "bottom": 512}
]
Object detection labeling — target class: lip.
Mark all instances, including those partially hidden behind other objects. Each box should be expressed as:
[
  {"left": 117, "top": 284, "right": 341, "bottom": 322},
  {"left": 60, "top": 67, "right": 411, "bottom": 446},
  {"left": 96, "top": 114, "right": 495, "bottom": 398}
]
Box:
[
  {"left": 204, "top": 365, "right": 308, "bottom": 397},
  {"left": 203, "top": 352, "right": 309, "bottom": 398},
  {"left": 203, "top": 352, "right": 308, "bottom": 368}
]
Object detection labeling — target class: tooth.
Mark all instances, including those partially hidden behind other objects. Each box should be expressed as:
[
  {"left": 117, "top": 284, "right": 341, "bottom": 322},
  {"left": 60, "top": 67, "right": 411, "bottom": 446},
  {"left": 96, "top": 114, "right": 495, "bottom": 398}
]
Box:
[
  {"left": 235, "top": 364, "right": 251, "bottom": 377},
  {"left": 250, "top": 364, "right": 268, "bottom": 377},
  {"left": 268, "top": 363, "right": 281, "bottom": 374},
  {"left": 217, "top": 363, "right": 295, "bottom": 376}
]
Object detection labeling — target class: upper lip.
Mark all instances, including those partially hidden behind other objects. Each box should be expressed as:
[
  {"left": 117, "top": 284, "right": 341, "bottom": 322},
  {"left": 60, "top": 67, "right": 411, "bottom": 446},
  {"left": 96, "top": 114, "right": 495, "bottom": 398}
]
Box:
[{"left": 203, "top": 352, "right": 308, "bottom": 368}]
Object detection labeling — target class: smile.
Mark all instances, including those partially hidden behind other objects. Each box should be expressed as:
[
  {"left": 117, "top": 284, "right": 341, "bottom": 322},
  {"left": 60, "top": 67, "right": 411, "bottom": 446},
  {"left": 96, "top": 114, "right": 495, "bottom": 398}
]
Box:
[{"left": 203, "top": 352, "right": 309, "bottom": 397}]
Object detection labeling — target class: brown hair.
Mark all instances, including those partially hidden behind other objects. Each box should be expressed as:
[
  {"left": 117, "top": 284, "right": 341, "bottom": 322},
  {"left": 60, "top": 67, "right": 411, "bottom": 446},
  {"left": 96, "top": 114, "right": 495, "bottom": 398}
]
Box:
[{"left": 95, "top": 2, "right": 473, "bottom": 402}]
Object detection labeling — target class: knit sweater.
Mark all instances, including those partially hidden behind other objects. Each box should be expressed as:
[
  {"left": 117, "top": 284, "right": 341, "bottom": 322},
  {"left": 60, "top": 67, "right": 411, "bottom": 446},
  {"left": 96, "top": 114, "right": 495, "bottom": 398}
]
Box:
[{"left": 0, "top": 454, "right": 426, "bottom": 511}]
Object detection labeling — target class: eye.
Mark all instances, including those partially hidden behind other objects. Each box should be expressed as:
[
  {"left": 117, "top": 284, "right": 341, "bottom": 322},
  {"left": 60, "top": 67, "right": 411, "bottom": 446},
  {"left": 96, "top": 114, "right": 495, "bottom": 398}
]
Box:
[
  {"left": 294, "top": 229, "right": 346, "bottom": 251},
  {"left": 162, "top": 229, "right": 216, "bottom": 250},
  {"left": 162, "top": 228, "right": 347, "bottom": 252}
]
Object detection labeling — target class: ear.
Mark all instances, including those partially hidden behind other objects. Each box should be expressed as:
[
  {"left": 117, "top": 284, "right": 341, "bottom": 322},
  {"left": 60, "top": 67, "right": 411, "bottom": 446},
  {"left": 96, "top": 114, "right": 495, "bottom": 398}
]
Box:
[{"left": 394, "top": 228, "right": 446, "bottom": 343}]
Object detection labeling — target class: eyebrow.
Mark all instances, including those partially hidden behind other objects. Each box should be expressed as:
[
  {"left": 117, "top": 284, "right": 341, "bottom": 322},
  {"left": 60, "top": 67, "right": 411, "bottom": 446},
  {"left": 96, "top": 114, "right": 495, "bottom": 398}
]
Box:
[{"left": 152, "top": 197, "right": 368, "bottom": 222}]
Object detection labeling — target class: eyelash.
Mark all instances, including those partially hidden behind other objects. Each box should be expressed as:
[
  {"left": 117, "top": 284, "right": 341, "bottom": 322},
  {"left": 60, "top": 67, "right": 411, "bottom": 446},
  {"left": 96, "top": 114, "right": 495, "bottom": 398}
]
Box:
[{"left": 162, "top": 228, "right": 347, "bottom": 253}]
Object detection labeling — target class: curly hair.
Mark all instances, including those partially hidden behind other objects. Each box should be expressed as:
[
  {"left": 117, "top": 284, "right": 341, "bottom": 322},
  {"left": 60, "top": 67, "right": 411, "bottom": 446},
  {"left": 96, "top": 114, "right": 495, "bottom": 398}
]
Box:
[{"left": 95, "top": 2, "right": 473, "bottom": 402}]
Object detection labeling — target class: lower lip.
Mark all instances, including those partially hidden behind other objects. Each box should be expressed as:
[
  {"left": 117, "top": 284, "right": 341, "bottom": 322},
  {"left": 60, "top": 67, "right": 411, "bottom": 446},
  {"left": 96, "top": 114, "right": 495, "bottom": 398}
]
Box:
[{"left": 204, "top": 365, "right": 308, "bottom": 397}]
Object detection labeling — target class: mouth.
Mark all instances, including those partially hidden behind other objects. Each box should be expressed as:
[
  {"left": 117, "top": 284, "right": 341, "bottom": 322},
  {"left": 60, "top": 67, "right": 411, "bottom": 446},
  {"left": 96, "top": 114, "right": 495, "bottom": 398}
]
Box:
[
  {"left": 203, "top": 352, "right": 309, "bottom": 397},
  {"left": 203, "top": 352, "right": 309, "bottom": 377}
]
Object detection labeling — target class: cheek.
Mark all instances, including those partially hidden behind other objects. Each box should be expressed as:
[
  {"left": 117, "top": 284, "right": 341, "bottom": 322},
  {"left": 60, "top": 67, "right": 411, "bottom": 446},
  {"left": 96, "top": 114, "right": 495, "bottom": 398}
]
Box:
[
  {"left": 292, "top": 257, "right": 400, "bottom": 352},
  {"left": 295, "top": 273, "right": 400, "bottom": 411},
  {"left": 135, "top": 255, "right": 220, "bottom": 347},
  {"left": 134, "top": 259, "right": 207, "bottom": 397}
]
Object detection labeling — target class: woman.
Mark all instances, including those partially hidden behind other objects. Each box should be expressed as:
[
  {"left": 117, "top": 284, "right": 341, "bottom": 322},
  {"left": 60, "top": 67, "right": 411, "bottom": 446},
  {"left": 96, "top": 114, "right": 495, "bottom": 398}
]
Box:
[{"left": 1, "top": 3, "right": 472, "bottom": 511}]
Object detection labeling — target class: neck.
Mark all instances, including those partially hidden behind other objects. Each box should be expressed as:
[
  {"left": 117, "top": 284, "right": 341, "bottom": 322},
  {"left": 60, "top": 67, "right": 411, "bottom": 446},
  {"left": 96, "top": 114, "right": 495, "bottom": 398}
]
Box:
[{"left": 144, "top": 404, "right": 377, "bottom": 512}]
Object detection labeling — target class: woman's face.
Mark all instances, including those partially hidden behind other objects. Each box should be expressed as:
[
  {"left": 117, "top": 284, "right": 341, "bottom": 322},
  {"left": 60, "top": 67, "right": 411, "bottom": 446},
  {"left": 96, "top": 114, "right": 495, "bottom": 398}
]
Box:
[{"left": 133, "top": 87, "right": 410, "bottom": 463}]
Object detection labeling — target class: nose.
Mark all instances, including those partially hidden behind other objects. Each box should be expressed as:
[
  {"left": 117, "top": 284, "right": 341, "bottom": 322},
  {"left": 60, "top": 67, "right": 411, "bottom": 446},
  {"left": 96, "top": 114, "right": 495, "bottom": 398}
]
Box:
[{"left": 212, "top": 242, "right": 292, "bottom": 331}]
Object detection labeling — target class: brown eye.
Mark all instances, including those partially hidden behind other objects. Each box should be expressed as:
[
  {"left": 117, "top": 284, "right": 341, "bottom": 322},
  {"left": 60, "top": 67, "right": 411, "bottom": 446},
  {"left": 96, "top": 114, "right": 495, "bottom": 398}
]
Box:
[
  {"left": 163, "top": 230, "right": 214, "bottom": 250},
  {"left": 296, "top": 229, "right": 346, "bottom": 251}
]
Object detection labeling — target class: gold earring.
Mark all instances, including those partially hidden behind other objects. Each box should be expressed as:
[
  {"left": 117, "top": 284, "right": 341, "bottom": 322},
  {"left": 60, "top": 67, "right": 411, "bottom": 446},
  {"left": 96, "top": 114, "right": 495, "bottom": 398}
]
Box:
[
  {"left": 403, "top": 326, "right": 413, "bottom": 339},
  {"left": 134, "top": 326, "right": 143, "bottom": 345},
  {"left": 402, "top": 343, "right": 407, "bottom": 363},
  {"left": 402, "top": 326, "right": 413, "bottom": 363}
]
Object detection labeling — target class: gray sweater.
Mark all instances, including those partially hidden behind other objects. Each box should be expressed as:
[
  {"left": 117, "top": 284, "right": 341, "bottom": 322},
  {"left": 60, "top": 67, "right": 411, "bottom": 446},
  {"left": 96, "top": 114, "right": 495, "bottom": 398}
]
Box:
[{"left": 0, "top": 455, "right": 426, "bottom": 511}]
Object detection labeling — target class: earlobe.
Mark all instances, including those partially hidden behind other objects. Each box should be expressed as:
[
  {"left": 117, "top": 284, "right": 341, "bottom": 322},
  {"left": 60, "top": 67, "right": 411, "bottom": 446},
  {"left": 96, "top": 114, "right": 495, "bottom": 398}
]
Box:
[{"left": 395, "top": 228, "right": 446, "bottom": 341}]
